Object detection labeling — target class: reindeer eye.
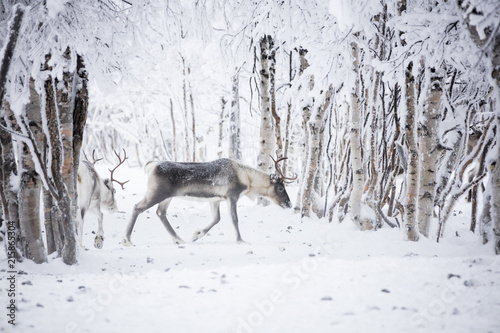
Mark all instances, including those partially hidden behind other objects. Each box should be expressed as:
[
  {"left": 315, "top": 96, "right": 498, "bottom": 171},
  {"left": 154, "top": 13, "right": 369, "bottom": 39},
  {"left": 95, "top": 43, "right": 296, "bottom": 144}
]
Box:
[{"left": 277, "top": 186, "right": 284, "bottom": 193}]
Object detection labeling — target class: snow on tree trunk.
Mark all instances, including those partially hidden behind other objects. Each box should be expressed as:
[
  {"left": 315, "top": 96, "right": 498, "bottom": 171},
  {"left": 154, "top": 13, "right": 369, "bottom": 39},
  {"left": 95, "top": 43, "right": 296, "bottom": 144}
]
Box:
[
  {"left": 181, "top": 55, "right": 191, "bottom": 162},
  {"left": 44, "top": 65, "right": 77, "bottom": 265},
  {"left": 349, "top": 41, "right": 373, "bottom": 231},
  {"left": 18, "top": 78, "right": 46, "bottom": 264},
  {"left": 403, "top": 61, "right": 419, "bottom": 242},
  {"left": 268, "top": 37, "right": 282, "bottom": 158},
  {"left": 218, "top": 97, "right": 226, "bottom": 159},
  {"left": 417, "top": 66, "right": 443, "bottom": 238},
  {"left": 0, "top": 103, "right": 21, "bottom": 260},
  {"left": 257, "top": 35, "right": 275, "bottom": 205},
  {"left": 58, "top": 48, "right": 76, "bottom": 219},
  {"left": 301, "top": 85, "right": 333, "bottom": 218},
  {"left": 229, "top": 69, "right": 241, "bottom": 160},
  {"left": 188, "top": 66, "right": 196, "bottom": 162},
  {"left": 460, "top": 0, "right": 500, "bottom": 252}
]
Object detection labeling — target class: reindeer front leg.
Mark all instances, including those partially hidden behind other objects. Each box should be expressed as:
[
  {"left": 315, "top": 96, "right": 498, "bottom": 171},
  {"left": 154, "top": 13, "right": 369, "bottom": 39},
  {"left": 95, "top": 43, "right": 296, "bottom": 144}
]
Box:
[
  {"left": 77, "top": 208, "right": 86, "bottom": 249},
  {"left": 192, "top": 201, "right": 221, "bottom": 242},
  {"left": 157, "top": 199, "right": 185, "bottom": 245},
  {"left": 94, "top": 210, "right": 104, "bottom": 249}
]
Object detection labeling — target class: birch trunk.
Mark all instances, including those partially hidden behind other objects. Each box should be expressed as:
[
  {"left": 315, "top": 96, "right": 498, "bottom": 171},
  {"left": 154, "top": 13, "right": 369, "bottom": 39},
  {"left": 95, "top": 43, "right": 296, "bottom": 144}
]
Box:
[
  {"left": 218, "top": 97, "right": 226, "bottom": 159},
  {"left": 349, "top": 41, "right": 372, "bottom": 231},
  {"left": 0, "top": 106, "right": 21, "bottom": 260},
  {"left": 301, "top": 85, "right": 333, "bottom": 218},
  {"left": 257, "top": 35, "right": 274, "bottom": 206},
  {"left": 404, "top": 61, "right": 419, "bottom": 241},
  {"left": 188, "top": 66, "right": 196, "bottom": 162},
  {"left": 268, "top": 37, "right": 282, "bottom": 158},
  {"left": 417, "top": 66, "right": 443, "bottom": 238},
  {"left": 45, "top": 72, "right": 77, "bottom": 265},
  {"left": 492, "top": 112, "right": 500, "bottom": 254},
  {"left": 181, "top": 55, "right": 191, "bottom": 161},
  {"left": 18, "top": 78, "right": 46, "bottom": 263},
  {"left": 229, "top": 69, "right": 241, "bottom": 160},
  {"left": 170, "top": 98, "right": 177, "bottom": 160}
]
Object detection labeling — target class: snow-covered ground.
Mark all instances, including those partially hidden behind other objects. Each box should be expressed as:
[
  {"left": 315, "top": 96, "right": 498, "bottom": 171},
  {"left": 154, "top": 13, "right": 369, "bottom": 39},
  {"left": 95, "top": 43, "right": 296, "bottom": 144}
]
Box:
[{"left": 2, "top": 165, "right": 500, "bottom": 333}]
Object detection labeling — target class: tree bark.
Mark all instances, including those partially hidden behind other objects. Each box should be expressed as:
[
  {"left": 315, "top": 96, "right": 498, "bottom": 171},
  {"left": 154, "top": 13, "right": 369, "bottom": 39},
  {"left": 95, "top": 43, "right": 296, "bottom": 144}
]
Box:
[
  {"left": 404, "top": 61, "right": 419, "bottom": 241},
  {"left": 301, "top": 85, "right": 333, "bottom": 218},
  {"left": 45, "top": 70, "right": 77, "bottom": 265},
  {"left": 229, "top": 69, "right": 241, "bottom": 160},
  {"left": 417, "top": 66, "right": 443, "bottom": 238},
  {"left": 0, "top": 5, "right": 24, "bottom": 104},
  {"left": 0, "top": 104, "right": 21, "bottom": 260},
  {"left": 218, "top": 97, "right": 226, "bottom": 159},
  {"left": 18, "top": 78, "right": 46, "bottom": 263},
  {"left": 257, "top": 35, "right": 275, "bottom": 205},
  {"left": 349, "top": 41, "right": 373, "bottom": 231}
]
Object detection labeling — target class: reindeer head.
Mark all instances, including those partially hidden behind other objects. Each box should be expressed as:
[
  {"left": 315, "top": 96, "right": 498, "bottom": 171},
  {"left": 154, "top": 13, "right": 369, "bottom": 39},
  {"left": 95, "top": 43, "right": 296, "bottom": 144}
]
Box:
[
  {"left": 268, "top": 156, "right": 297, "bottom": 208},
  {"left": 101, "top": 149, "right": 129, "bottom": 213}
]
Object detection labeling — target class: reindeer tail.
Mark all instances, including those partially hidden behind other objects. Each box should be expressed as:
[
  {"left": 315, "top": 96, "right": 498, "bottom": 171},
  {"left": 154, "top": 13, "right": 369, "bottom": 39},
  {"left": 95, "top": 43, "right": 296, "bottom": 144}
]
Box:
[{"left": 144, "top": 161, "right": 158, "bottom": 176}]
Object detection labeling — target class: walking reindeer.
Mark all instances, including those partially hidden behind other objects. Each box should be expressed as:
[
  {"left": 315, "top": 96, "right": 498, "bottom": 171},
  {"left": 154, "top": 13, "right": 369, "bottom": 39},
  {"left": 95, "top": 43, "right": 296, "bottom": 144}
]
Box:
[
  {"left": 121, "top": 156, "right": 296, "bottom": 245},
  {"left": 77, "top": 150, "right": 129, "bottom": 249}
]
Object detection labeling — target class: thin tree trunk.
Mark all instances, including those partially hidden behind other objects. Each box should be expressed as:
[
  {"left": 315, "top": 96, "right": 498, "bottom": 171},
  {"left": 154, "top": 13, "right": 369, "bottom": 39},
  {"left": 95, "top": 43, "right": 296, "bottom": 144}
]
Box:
[
  {"left": 218, "top": 97, "right": 226, "bottom": 159},
  {"left": 257, "top": 35, "right": 275, "bottom": 206},
  {"left": 268, "top": 37, "right": 282, "bottom": 158},
  {"left": 18, "top": 78, "right": 46, "bottom": 263},
  {"left": 301, "top": 85, "right": 333, "bottom": 218},
  {"left": 0, "top": 5, "right": 24, "bottom": 104},
  {"left": 169, "top": 98, "right": 177, "bottom": 160},
  {"left": 229, "top": 69, "right": 241, "bottom": 160},
  {"left": 181, "top": 55, "right": 191, "bottom": 161},
  {"left": 349, "top": 41, "right": 373, "bottom": 231},
  {"left": 417, "top": 66, "right": 443, "bottom": 238},
  {"left": 188, "top": 66, "right": 196, "bottom": 162},
  {"left": 45, "top": 72, "right": 77, "bottom": 265},
  {"left": 404, "top": 61, "right": 419, "bottom": 241},
  {"left": 0, "top": 105, "right": 21, "bottom": 260}
]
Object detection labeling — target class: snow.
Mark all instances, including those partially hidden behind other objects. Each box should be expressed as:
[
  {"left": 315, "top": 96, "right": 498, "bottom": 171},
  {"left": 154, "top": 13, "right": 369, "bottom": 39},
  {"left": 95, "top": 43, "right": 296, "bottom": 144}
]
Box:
[
  {"left": 44, "top": 0, "right": 68, "bottom": 19},
  {"left": 2, "top": 165, "right": 500, "bottom": 333}
]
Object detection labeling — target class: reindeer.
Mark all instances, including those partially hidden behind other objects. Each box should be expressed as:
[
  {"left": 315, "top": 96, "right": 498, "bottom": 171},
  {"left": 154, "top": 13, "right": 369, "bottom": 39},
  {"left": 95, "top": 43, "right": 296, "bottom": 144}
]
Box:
[
  {"left": 77, "top": 150, "right": 129, "bottom": 249},
  {"left": 121, "top": 156, "right": 296, "bottom": 245}
]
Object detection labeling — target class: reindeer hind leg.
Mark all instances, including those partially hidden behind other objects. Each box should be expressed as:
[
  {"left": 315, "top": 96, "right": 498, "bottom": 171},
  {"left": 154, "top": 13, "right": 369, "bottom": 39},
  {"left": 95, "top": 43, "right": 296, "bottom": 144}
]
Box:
[{"left": 192, "top": 201, "right": 221, "bottom": 242}]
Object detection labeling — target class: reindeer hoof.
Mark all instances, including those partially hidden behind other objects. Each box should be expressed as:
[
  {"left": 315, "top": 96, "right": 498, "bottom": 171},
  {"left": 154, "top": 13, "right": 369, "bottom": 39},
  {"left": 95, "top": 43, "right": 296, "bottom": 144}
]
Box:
[
  {"left": 192, "top": 230, "right": 205, "bottom": 242},
  {"left": 174, "top": 238, "right": 185, "bottom": 245},
  {"left": 94, "top": 235, "right": 104, "bottom": 249},
  {"left": 120, "top": 238, "right": 134, "bottom": 246}
]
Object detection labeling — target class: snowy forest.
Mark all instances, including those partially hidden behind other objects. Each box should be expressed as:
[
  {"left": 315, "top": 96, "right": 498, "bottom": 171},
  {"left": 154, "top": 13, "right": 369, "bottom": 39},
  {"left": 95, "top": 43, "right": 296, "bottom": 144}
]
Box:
[
  {"left": 1, "top": 0, "right": 499, "bottom": 264},
  {"left": 1, "top": 0, "right": 500, "bottom": 332}
]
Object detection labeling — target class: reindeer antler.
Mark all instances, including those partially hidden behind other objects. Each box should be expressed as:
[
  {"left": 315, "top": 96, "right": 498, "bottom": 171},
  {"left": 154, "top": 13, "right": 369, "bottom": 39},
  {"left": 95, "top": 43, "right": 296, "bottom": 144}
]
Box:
[
  {"left": 83, "top": 150, "right": 104, "bottom": 165},
  {"left": 270, "top": 155, "right": 297, "bottom": 183},
  {"left": 109, "top": 149, "right": 130, "bottom": 190}
]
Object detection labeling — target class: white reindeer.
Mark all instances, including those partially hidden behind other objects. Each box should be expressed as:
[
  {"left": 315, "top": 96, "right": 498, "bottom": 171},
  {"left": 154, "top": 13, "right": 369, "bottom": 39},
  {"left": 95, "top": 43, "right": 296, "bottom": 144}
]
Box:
[
  {"left": 121, "top": 156, "right": 296, "bottom": 246},
  {"left": 77, "top": 150, "right": 129, "bottom": 249}
]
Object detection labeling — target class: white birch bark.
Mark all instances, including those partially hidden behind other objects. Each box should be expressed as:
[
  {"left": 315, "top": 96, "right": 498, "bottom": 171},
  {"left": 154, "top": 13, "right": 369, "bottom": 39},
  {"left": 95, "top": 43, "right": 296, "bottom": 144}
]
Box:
[
  {"left": 257, "top": 36, "right": 274, "bottom": 174},
  {"left": 417, "top": 66, "right": 443, "bottom": 238},
  {"left": 18, "top": 78, "right": 46, "bottom": 263},
  {"left": 349, "top": 41, "right": 372, "bottom": 231},
  {"left": 404, "top": 61, "right": 419, "bottom": 241},
  {"left": 229, "top": 69, "right": 241, "bottom": 160}
]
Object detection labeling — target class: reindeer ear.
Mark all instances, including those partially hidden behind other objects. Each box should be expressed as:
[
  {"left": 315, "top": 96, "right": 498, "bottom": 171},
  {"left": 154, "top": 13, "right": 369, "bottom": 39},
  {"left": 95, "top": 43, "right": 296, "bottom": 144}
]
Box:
[{"left": 104, "top": 178, "right": 111, "bottom": 189}]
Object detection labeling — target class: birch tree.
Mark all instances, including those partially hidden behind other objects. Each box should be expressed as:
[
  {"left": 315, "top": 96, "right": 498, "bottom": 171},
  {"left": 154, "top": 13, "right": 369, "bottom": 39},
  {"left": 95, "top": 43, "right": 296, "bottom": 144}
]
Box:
[
  {"left": 349, "top": 41, "right": 373, "bottom": 231},
  {"left": 417, "top": 66, "right": 444, "bottom": 238},
  {"left": 257, "top": 35, "right": 275, "bottom": 193},
  {"left": 229, "top": 68, "right": 242, "bottom": 160}
]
